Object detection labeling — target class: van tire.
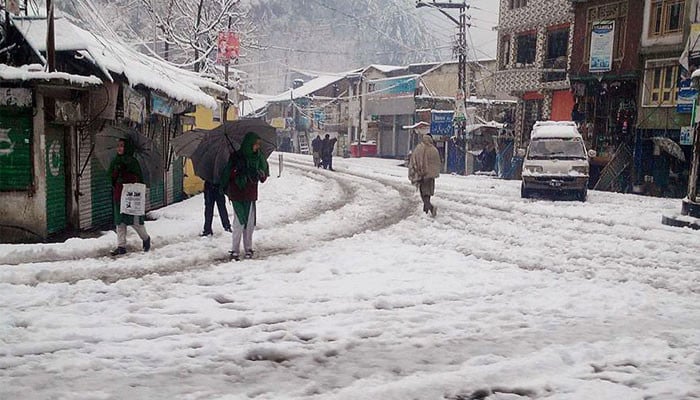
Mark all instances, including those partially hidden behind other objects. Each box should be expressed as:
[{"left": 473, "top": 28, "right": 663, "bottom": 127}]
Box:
[
  {"left": 521, "top": 184, "right": 532, "bottom": 199},
  {"left": 576, "top": 188, "right": 587, "bottom": 202}
]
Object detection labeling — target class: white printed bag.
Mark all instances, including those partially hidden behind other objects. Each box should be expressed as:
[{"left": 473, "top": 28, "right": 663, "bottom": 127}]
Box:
[{"left": 120, "top": 183, "right": 147, "bottom": 216}]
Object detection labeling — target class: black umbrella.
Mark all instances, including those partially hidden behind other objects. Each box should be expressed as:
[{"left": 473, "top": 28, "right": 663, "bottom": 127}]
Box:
[
  {"left": 95, "top": 125, "right": 164, "bottom": 186},
  {"left": 185, "top": 119, "right": 277, "bottom": 184}
]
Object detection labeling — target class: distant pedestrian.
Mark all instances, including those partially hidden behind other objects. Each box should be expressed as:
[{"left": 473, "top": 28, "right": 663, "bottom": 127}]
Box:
[
  {"left": 311, "top": 134, "right": 322, "bottom": 167},
  {"left": 321, "top": 134, "right": 338, "bottom": 171},
  {"left": 408, "top": 134, "right": 441, "bottom": 217},
  {"left": 223, "top": 132, "right": 269, "bottom": 261},
  {"left": 201, "top": 180, "right": 231, "bottom": 236},
  {"left": 109, "top": 138, "right": 151, "bottom": 255}
]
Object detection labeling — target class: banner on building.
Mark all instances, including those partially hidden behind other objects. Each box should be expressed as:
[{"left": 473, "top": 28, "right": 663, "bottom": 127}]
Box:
[
  {"left": 589, "top": 20, "right": 615, "bottom": 73},
  {"left": 677, "top": 78, "right": 697, "bottom": 114},
  {"left": 123, "top": 85, "right": 146, "bottom": 124},
  {"left": 430, "top": 110, "right": 454, "bottom": 138},
  {"left": 217, "top": 31, "right": 240, "bottom": 64},
  {"left": 151, "top": 93, "right": 174, "bottom": 117},
  {"left": 369, "top": 75, "right": 419, "bottom": 99}
]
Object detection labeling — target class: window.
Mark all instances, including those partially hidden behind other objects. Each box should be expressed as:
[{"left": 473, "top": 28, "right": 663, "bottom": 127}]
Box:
[
  {"left": 516, "top": 32, "right": 536, "bottom": 67},
  {"left": 499, "top": 35, "right": 511, "bottom": 69},
  {"left": 509, "top": 0, "right": 527, "bottom": 9},
  {"left": 650, "top": 0, "right": 685, "bottom": 36},
  {"left": 644, "top": 60, "right": 680, "bottom": 106},
  {"left": 544, "top": 27, "right": 569, "bottom": 81}
]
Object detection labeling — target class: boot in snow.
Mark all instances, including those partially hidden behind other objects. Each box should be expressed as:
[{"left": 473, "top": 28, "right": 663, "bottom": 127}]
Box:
[{"left": 110, "top": 247, "right": 126, "bottom": 256}]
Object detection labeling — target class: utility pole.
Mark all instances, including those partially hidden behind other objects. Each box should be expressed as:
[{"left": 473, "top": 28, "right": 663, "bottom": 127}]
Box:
[
  {"left": 222, "top": 15, "right": 232, "bottom": 123},
  {"left": 416, "top": 1, "right": 469, "bottom": 173},
  {"left": 46, "top": 0, "right": 56, "bottom": 71}
]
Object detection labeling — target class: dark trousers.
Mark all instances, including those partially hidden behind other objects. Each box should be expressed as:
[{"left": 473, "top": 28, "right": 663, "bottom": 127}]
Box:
[
  {"left": 203, "top": 181, "right": 230, "bottom": 233},
  {"left": 322, "top": 155, "right": 333, "bottom": 170}
]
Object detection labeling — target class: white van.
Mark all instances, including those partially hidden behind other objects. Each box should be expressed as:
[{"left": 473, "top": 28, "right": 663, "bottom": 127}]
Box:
[{"left": 521, "top": 121, "right": 594, "bottom": 201}]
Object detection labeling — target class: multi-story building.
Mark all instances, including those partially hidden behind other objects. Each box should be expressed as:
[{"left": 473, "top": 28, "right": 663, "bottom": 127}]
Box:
[
  {"left": 634, "top": 0, "right": 698, "bottom": 197},
  {"left": 495, "top": 0, "right": 575, "bottom": 145},
  {"left": 568, "top": 0, "right": 644, "bottom": 191}
]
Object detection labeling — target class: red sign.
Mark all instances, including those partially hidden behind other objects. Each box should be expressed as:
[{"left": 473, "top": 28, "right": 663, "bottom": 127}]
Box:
[{"left": 217, "top": 31, "right": 240, "bottom": 63}]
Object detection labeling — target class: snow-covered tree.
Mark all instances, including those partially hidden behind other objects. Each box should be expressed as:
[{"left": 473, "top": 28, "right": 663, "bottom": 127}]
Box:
[{"left": 138, "top": 0, "right": 259, "bottom": 77}]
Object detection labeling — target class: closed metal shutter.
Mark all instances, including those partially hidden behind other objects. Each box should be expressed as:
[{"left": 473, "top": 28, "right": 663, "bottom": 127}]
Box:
[
  {"left": 77, "top": 129, "right": 93, "bottom": 230},
  {"left": 45, "top": 125, "right": 66, "bottom": 234},
  {"left": 91, "top": 155, "right": 113, "bottom": 229},
  {"left": 0, "top": 107, "right": 33, "bottom": 190}
]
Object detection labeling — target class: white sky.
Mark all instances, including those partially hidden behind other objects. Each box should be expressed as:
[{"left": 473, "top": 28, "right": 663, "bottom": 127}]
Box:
[
  {"left": 2, "top": 153, "right": 699, "bottom": 399},
  {"left": 417, "top": 0, "right": 500, "bottom": 60}
]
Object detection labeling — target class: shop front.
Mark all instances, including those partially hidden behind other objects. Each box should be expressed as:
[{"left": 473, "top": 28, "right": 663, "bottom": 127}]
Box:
[{"left": 570, "top": 77, "right": 638, "bottom": 188}]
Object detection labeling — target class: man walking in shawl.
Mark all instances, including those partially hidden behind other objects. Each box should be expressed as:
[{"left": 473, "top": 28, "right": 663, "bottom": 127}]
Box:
[
  {"left": 408, "top": 134, "right": 441, "bottom": 217},
  {"left": 109, "top": 138, "right": 151, "bottom": 255},
  {"left": 223, "top": 132, "right": 269, "bottom": 261}
]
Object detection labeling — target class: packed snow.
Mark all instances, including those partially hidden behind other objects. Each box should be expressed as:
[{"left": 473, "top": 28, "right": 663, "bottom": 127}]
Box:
[{"left": 1, "top": 154, "right": 699, "bottom": 399}]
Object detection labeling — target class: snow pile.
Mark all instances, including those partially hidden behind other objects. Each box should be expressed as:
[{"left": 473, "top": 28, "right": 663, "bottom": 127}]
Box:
[{"left": 0, "top": 63, "right": 102, "bottom": 86}]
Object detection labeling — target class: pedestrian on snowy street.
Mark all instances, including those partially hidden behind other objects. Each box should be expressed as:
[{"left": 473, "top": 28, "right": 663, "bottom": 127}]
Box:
[
  {"left": 200, "top": 180, "right": 231, "bottom": 236},
  {"left": 311, "top": 134, "right": 322, "bottom": 168},
  {"left": 109, "top": 138, "right": 151, "bottom": 255},
  {"left": 222, "top": 132, "right": 269, "bottom": 261},
  {"left": 321, "top": 134, "right": 338, "bottom": 171},
  {"left": 408, "top": 134, "right": 441, "bottom": 217}
]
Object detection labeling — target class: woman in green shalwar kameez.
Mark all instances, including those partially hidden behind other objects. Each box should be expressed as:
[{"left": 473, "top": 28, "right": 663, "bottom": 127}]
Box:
[
  {"left": 108, "top": 138, "right": 151, "bottom": 256},
  {"left": 223, "top": 132, "right": 269, "bottom": 260}
]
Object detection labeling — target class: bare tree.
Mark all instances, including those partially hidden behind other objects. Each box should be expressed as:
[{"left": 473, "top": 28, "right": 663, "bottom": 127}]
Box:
[{"left": 139, "top": 0, "right": 260, "bottom": 79}]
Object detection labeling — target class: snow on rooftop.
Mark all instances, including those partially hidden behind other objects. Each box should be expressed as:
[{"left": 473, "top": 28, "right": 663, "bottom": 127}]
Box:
[
  {"left": 365, "top": 64, "right": 406, "bottom": 73},
  {"left": 268, "top": 74, "right": 345, "bottom": 102},
  {"left": 0, "top": 63, "right": 102, "bottom": 86},
  {"left": 12, "top": 16, "right": 224, "bottom": 109}
]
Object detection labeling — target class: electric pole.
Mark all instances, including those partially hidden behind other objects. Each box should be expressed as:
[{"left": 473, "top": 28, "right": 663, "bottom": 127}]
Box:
[
  {"left": 416, "top": 1, "right": 469, "bottom": 173},
  {"left": 46, "top": 0, "right": 55, "bottom": 71}
]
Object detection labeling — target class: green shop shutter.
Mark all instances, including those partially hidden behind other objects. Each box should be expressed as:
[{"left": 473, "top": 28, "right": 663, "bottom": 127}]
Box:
[
  {"left": 45, "top": 126, "right": 66, "bottom": 234},
  {"left": 0, "top": 107, "right": 33, "bottom": 190}
]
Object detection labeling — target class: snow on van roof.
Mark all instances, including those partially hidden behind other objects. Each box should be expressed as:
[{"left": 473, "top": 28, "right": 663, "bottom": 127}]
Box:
[{"left": 531, "top": 121, "right": 581, "bottom": 139}]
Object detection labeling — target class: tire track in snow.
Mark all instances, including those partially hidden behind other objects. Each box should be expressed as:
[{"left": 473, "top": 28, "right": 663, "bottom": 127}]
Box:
[
  {"left": 425, "top": 191, "right": 700, "bottom": 294},
  {"left": 0, "top": 160, "right": 416, "bottom": 286}
]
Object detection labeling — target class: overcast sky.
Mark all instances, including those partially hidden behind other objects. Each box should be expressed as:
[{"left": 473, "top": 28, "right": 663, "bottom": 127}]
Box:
[{"left": 416, "top": 0, "right": 499, "bottom": 61}]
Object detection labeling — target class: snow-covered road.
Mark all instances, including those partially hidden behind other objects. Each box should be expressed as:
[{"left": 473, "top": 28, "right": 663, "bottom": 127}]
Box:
[{"left": 1, "top": 154, "right": 699, "bottom": 400}]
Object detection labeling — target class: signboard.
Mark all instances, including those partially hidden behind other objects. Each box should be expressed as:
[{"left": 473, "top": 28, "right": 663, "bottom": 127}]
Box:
[
  {"left": 217, "top": 31, "right": 240, "bottom": 64},
  {"left": 589, "top": 20, "right": 615, "bottom": 73},
  {"left": 270, "top": 117, "right": 286, "bottom": 129},
  {"left": 430, "top": 110, "right": 454, "bottom": 137},
  {"left": 680, "top": 126, "right": 694, "bottom": 146},
  {"left": 677, "top": 78, "right": 697, "bottom": 114},
  {"left": 151, "top": 93, "right": 173, "bottom": 117},
  {"left": 369, "top": 75, "right": 418, "bottom": 98},
  {"left": 0, "top": 88, "right": 32, "bottom": 107}
]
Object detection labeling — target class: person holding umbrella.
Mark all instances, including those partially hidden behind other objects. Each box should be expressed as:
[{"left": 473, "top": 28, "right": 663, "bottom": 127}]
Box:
[
  {"left": 109, "top": 138, "right": 151, "bottom": 255},
  {"left": 223, "top": 132, "right": 269, "bottom": 261}
]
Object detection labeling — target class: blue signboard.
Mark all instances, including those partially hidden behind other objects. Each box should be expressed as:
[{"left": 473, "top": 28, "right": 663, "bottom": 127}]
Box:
[
  {"left": 677, "top": 78, "right": 697, "bottom": 114},
  {"left": 430, "top": 110, "right": 454, "bottom": 137},
  {"left": 371, "top": 75, "right": 419, "bottom": 98}
]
